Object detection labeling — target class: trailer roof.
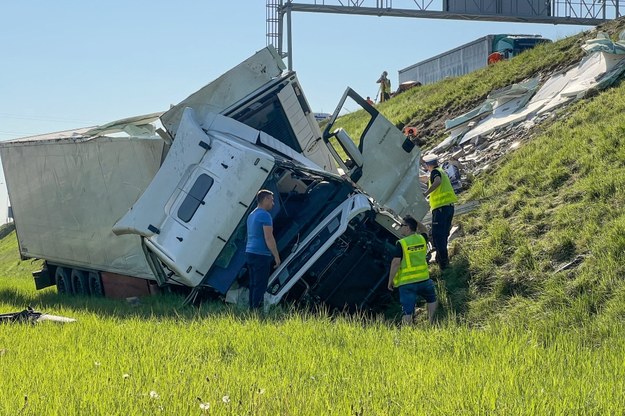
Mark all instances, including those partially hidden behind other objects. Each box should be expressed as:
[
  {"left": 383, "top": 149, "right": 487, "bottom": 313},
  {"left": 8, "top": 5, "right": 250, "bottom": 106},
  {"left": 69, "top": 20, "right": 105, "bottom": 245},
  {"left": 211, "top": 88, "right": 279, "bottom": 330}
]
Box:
[{"left": 0, "top": 112, "right": 164, "bottom": 146}]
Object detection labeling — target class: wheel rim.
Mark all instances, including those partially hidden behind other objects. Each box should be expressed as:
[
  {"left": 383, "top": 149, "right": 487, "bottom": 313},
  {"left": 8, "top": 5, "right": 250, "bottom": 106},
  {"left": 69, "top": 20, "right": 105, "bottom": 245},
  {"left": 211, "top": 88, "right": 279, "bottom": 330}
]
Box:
[
  {"left": 55, "top": 268, "right": 73, "bottom": 295},
  {"left": 88, "top": 272, "right": 104, "bottom": 297}
]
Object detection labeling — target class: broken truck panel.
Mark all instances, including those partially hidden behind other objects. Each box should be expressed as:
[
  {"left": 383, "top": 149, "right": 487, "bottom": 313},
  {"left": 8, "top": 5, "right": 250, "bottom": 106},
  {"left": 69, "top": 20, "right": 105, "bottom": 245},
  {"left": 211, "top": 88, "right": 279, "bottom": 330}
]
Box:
[
  {"left": 322, "top": 88, "right": 430, "bottom": 220},
  {"left": 160, "top": 46, "right": 337, "bottom": 174},
  {"left": 161, "top": 46, "right": 285, "bottom": 137},
  {"left": 233, "top": 74, "right": 338, "bottom": 173},
  {"left": 0, "top": 307, "right": 76, "bottom": 324},
  {"left": 113, "top": 109, "right": 278, "bottom": 288}
]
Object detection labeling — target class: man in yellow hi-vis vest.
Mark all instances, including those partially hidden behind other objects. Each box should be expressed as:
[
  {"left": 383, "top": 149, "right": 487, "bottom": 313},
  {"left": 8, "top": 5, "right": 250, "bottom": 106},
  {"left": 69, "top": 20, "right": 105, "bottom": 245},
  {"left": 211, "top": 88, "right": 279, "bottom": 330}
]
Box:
[
  {"left": 388, "top": 215, "right": 437, "bottom": 324},
  {"left": 376, "top": 71, "right": 391, "bottom": 103},
  {"left": 422, "top": 154, "right": 458, "bottom": 270}
]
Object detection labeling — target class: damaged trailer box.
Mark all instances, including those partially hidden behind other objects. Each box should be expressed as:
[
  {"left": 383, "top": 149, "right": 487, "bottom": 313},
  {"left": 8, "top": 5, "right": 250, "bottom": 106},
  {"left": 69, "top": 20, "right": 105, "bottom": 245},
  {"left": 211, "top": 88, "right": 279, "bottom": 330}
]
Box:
[
  {"left": 0, "top": 114, "right": 165, "bottom": 296},
  {"left": 1, "top": 46, "right": 427, "bottom": 310}
]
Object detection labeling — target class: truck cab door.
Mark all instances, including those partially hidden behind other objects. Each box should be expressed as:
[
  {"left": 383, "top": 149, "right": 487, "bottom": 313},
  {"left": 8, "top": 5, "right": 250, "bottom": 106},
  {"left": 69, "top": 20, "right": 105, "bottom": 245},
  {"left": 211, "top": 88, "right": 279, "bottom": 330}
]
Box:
[
  {"left": 322, "top": 88, "right": 429, "bottom": 220},
  {"left": 113, "top": 109, "right": 273, "bottom": 287}
]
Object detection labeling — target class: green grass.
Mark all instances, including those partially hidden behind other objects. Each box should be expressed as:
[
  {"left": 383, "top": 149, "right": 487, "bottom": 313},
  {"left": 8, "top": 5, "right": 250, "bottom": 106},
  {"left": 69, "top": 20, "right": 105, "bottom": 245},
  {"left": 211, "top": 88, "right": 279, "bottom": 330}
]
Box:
[
  {"left": 1, "top": 231, "right": 625, "bottom": 414},
  {"left": 4, "top": 21, "right": 625, "bottom": 414},
  {"left": 454, "top": 82, "right": 625, "bottom": 327}
]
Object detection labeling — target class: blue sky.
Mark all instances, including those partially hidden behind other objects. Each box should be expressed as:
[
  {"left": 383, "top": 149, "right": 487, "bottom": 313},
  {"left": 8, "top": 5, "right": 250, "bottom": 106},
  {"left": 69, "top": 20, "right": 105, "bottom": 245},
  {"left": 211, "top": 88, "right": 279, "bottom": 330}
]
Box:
[
  {"left": 0, "top": 1, "right": 592, "bottom": 221},
  {"left": 1, "top": 1, "right": 592, "bottom": 140}
]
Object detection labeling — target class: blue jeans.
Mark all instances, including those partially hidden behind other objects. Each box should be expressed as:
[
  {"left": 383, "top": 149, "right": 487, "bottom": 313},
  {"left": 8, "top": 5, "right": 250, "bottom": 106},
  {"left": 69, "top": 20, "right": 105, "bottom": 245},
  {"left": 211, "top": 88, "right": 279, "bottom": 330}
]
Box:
[
  {"left": 432, "top": 204, "right": 454, "bottom": 269},
  {"left": 246, "top": 253, "right": 272, "bottom": 309},
  {"left": 398, "top": 279, "right": 437, "bottom": 316}
]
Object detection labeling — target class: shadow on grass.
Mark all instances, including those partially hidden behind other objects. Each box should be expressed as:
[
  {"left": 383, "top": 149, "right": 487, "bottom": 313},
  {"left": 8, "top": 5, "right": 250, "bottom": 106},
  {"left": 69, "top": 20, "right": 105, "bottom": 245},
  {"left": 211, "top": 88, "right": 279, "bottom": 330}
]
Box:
[
  {"left": 0, "top": 286, "right": 276, "bottom": 322},
  {"left": 0, "top": 286, "right": 403, "bottom": 326},
  {"left": 431, "top": 255, "right": 472, "bottom": 322}
]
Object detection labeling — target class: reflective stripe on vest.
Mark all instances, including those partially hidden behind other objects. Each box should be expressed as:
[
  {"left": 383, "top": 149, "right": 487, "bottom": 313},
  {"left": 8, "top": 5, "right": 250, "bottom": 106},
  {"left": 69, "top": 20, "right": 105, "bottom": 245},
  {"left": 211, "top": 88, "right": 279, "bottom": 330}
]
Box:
[
  {"left": 394, "top": 234, "right": 429, "bottom": 287},
  {"left": 428, "top": 167, "right": 458, "bottom": 210}
]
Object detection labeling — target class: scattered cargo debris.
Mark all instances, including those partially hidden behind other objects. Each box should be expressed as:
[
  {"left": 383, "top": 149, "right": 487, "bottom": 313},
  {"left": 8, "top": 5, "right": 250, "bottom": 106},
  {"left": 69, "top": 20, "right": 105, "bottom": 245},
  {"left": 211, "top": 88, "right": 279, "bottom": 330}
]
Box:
[
  {"left": 424, "top": 30, "right": 625, "bottom": 191},
  {"left": 555, "top": 255, "right": 587, "bottom": 274},
  {"left": 0, "top": 307, "right": 76, "bottom": 324}
]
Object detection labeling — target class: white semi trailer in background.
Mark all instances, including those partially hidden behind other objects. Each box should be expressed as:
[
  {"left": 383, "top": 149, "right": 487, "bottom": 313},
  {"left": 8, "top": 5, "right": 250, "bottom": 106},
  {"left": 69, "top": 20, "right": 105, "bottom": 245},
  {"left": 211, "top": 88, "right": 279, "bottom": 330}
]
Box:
[
  {"left": 399, "top": 34, "right": 550, "bottom": 85},
  {"left": 1, "top": 46, "right": 428, "bottom": 310}
]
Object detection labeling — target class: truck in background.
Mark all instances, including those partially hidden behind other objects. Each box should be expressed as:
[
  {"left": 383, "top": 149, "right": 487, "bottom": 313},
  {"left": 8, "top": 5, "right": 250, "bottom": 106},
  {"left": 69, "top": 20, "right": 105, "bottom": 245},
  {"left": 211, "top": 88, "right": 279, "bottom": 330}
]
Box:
[
  {"left": 398, "top": 34, "right": 550, "bottom": 85},
  {"left": 1, "top": 46, "right": 428, "bottom": 311}
]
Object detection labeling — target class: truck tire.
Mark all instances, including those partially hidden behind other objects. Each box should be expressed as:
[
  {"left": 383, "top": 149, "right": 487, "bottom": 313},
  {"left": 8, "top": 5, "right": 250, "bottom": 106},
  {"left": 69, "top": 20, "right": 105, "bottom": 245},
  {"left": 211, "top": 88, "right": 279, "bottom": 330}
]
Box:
[
  {"left": 71, "top": 269, "right": 90, "bottom": 296},
  {"left": 55, "top": 267, "right": 73, "bottom": 295},
  {"left": 88, "top": 272, "right": 104, "bottom": 297}
]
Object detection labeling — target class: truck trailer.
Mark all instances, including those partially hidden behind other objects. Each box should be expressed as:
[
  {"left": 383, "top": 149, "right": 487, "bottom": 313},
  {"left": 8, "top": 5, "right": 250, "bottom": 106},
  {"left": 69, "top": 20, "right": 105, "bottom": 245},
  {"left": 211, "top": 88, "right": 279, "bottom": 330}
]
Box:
[
  {"left": 1, "top": 46, "right": 428, "bottom": 310},
  {"left": 398, "top": 34, "right": 550, "bottom": 85}
]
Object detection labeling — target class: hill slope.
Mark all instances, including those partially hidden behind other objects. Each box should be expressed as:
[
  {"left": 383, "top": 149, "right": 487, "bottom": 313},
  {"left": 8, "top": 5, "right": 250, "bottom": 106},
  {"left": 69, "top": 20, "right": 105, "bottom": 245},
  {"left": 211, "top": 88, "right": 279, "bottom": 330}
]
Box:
[{"left": 336, "top": 18, "right": 625, "bottom": 328}]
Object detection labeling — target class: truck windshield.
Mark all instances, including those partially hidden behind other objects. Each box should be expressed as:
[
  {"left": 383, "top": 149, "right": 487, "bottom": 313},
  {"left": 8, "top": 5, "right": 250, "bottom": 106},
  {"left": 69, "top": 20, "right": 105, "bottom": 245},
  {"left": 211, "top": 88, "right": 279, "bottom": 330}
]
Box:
[{"left": 498, "top": 37, "right": 550, "bottom": 56}]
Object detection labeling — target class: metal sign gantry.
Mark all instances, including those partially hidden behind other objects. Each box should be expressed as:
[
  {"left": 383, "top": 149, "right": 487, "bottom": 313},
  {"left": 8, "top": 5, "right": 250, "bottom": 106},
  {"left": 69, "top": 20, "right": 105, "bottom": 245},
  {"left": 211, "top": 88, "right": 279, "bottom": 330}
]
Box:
[{"left": 267, "top": 0, "right": 625, "bottom": 69}]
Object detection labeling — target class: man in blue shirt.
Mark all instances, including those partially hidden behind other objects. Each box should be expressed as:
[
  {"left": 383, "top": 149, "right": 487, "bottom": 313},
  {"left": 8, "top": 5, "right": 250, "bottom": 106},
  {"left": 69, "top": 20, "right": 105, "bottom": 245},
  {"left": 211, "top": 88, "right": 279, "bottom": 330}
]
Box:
[{"left": 246, "top": 189, "right": 281, "bottom": 310}]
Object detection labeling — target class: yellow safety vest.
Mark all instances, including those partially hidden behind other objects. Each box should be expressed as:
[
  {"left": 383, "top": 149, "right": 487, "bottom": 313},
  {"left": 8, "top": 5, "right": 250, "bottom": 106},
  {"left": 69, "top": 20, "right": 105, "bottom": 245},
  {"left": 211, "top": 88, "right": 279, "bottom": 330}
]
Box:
[
  {"left": 428, "top": 167, "right": 458, "bottom": 210},
  {"left": 381, "top": 78, "right": 391, "bottom": 94},
  {"left": 393, "top": 233, "right": 429, "bottom": 287}
]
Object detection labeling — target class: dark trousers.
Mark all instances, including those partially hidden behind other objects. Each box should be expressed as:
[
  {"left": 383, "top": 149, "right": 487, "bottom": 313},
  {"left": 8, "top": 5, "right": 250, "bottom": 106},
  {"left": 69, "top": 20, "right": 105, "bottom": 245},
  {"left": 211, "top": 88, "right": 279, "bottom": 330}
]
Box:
[
  {"left": 431, "top": 205, "right": 454, "bottom": 269},
  {"left": 246, "top": 253, "right": 272, "bottom": 309}
]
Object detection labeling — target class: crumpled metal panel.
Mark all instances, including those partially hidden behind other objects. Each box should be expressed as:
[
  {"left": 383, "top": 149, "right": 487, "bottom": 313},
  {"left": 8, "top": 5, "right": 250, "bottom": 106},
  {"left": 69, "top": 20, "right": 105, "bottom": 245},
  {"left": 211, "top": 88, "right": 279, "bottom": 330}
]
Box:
[
  {"left": 161, "top": 46, "right": 285, "bottom": 138},
  {"left": 437, "top": 33, "right": 625, "bottom": 151}
]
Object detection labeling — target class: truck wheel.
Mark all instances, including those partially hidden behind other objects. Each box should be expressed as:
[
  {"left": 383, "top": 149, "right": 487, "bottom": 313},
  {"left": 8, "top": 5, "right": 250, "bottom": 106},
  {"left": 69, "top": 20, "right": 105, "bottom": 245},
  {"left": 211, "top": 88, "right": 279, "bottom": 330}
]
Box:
[
  {"left": 88, "top": 272, "right": 104, "bottom": 297},
  {"left": 55, "top": 267, "right": 73, "bottom": 295},
  {"left": 71, "top": 269, "right": 90, "bottom": 296}
]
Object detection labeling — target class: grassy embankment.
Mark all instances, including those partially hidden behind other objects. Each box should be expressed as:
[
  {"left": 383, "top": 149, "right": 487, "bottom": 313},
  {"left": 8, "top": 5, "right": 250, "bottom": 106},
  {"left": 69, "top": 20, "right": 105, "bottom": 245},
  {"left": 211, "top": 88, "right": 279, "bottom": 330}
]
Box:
[
  {"left": 334, "top": 20, "right": 625, "bottom": 330},
  {"left": 2, "top": 23, "right": 625, "bottom": 414},
  {"left": 1, "top": 232, "right": 625, "bottom": 414}
]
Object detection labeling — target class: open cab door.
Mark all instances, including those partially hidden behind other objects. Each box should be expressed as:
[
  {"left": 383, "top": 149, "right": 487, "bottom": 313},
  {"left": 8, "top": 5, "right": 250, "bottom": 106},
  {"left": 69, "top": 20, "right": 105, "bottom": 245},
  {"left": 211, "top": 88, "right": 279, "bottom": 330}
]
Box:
[{"left": 322, "top": 89, "right": 429, "bottom": 220}]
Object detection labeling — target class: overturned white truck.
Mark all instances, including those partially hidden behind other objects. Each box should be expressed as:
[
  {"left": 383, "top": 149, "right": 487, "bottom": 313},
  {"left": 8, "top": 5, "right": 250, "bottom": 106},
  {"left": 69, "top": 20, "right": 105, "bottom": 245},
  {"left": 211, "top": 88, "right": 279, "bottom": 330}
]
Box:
[{"left": 1, "top": 46, "right": 428, "bottom": 310}]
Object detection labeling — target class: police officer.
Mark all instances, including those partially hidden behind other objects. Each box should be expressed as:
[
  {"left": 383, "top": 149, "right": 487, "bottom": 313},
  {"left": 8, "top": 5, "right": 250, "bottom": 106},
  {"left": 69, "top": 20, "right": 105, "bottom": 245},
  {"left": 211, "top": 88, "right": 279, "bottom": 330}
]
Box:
[
  {"left": 388, "top": 215, "right": 437, "bottom": 325},
  {"left": 423, "top": 154, "right": 457, "bottom": 270}
]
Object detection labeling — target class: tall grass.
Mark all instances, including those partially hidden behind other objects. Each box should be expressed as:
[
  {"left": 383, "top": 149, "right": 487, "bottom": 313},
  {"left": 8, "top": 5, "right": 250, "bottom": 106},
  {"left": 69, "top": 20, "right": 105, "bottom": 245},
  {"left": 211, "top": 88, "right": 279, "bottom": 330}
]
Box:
[{"left": 1, "top": 231, "right": 625, "bottom": 414}]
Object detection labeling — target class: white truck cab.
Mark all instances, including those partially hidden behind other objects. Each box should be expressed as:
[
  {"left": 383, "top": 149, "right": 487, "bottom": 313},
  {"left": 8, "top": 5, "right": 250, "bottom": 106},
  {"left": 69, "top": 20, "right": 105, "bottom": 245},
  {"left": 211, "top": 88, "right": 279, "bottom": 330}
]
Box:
[
  {"left": 114, "top": 109, "right": 403, "bottom": 310},
  {"left": 161, "top": 46, "right": 428, "bottom": 221}
]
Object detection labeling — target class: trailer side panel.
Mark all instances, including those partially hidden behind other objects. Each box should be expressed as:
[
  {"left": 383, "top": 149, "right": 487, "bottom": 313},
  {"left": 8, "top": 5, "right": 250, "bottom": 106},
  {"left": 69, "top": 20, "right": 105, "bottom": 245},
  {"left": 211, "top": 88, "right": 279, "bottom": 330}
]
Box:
[{"left": 0, "top": 136, "right": 164, "bottom": 279}]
